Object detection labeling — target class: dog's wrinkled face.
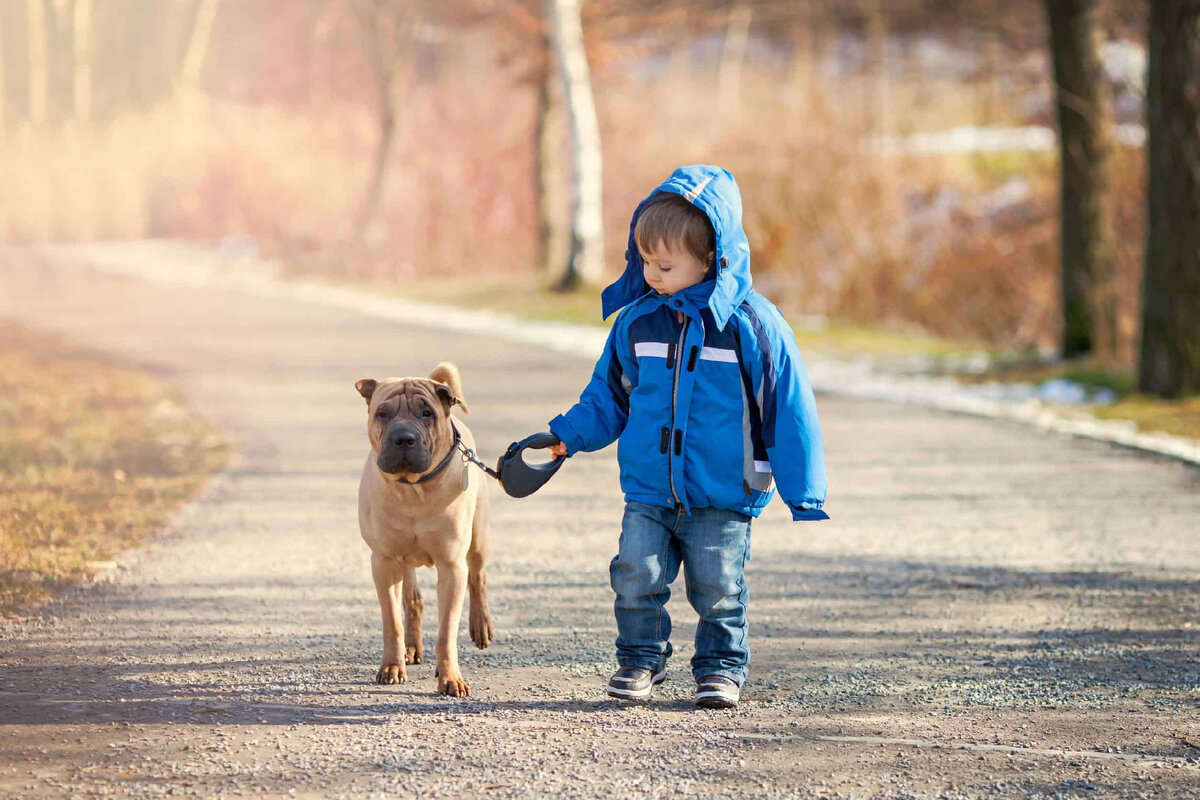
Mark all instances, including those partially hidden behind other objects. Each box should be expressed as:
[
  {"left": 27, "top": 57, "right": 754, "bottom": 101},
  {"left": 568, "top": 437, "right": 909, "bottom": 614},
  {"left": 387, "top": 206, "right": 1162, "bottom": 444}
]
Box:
[{"left": 358, "top": 378, "right": 456, "bottom": 477}]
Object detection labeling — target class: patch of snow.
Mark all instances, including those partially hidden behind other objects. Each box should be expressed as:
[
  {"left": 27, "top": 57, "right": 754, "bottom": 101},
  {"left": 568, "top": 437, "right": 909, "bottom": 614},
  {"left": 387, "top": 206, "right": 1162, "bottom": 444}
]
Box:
[
  {"left": 870, "top": 124, "right": 1145, "bottom": 156},
  {"left": 1036, "top": 378, "right": 1089, "bottom": 405}
]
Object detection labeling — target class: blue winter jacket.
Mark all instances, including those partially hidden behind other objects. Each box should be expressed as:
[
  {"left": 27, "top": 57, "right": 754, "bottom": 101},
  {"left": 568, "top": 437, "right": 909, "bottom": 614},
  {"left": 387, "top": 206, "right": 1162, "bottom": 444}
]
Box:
[{"left": 549, "top": 165, "right": 829, "bottom": 521}]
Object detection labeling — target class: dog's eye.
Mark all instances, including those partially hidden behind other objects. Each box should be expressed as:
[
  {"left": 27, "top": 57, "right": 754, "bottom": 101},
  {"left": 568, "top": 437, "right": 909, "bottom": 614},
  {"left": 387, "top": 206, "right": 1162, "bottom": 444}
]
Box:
[
  {"left": 375, "top": 408, "right": 391, "bottom": 419},
  {"left": 421, "top": 407, "right": 434, "bottom": 418}
]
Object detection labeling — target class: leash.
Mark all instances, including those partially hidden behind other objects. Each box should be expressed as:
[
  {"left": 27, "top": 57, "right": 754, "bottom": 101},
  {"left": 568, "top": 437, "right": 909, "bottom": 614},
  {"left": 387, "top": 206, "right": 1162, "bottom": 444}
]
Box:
[{"left": 457, "top": 437, "right": 501, "bottom": 481}]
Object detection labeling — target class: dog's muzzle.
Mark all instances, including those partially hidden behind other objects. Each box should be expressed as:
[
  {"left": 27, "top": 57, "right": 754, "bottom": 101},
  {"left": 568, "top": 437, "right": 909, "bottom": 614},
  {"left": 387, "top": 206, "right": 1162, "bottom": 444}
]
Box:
[{"left": 377, "top": 421, "right": 432, "bottom": 475}]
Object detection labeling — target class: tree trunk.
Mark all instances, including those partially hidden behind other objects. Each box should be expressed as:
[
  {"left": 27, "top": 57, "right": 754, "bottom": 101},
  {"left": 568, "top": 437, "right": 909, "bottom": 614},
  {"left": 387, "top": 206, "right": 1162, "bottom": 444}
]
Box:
[
  {"left": 1138, "top": 0, "right": 1200, "bottom": 397},
  {"left": 72, "top": 0, "right": 91, "bottom": 123},
  {"left": 860, "top": 0, "right": 887, "bottom": 136},
  {"left": 1045, "top": 0, "right": 1118, "bottom": 360},
  {"left": 353, "top": 91, "right": 397, "bottom": 249},
  {"left": 27, "top": 0, "right": 47, "bottom": 126},
  {"left": 178, "top": 0, "right": 219, "bottom": 95},
  {"left": 352, "top": 7, "right": 405, "bottom": 250},
  {"left": 717, "top": 1, "right": 752, "bottom": 111},
  {"left": 978, "top": 2, "right": 1002, "bottom": 125},
  {"left": 535, "top": 41, "right": 569, "bottom": 276},
  {"left": 0, "top": 7, "right": 7, "bottom": 139},
  {"left": 547, "top": 0, "right": 603, "bottom": 290}
]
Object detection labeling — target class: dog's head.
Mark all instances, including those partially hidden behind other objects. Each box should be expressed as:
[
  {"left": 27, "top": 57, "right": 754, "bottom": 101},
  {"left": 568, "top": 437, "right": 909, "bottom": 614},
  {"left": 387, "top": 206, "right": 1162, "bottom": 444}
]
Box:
[{"left": 355, "top": 363, "right": 468, "bottom": 479}]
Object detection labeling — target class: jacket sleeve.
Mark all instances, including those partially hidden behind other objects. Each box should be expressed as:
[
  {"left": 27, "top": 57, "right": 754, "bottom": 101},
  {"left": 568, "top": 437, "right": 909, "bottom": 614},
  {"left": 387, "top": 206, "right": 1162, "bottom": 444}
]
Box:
[
  {"left": 743, "top": 306, "right": 829, "bottom": 521},
  {"left": 548, "top": 317, "right": 634, "bottom": 456}
]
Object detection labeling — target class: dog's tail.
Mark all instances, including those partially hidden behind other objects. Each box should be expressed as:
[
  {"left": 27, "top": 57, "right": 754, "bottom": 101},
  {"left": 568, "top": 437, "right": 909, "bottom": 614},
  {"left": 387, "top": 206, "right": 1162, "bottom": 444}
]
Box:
[{"left": 429, "top": 362, "right": 470, "bottom": 414}]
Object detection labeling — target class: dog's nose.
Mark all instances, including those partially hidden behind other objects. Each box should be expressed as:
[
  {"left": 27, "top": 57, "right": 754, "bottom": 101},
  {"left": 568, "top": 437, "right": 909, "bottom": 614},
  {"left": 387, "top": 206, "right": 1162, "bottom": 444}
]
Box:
[{"left": 391, "top": 429, "right": 418, "bottom": 448}]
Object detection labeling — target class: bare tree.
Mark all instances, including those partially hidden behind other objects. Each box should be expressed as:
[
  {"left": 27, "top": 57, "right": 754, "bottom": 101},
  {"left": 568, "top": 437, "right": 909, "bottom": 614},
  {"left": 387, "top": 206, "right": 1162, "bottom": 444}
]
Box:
[
  {"left": 1139, "top": 0, "right": 1200, "bottom": 397},
  {"left": 0, "top": 6, "right": 7, "bottom": 138},
  {"left": 352, "top": 0, "right": 413, "bottom": 250},
  {"left": 178, "top": 0, "right": 219, "bottom": 96},
  {"left": 1045, "top": 0, "right": 1118, "bottom": 360},
  {"left": 861, "top": 0, "right": 888, "bottom": 135},
  {"left": 27, "top": 0, "right": 47, "bottom": 126},
  {"left": 72, "top": 0, "right": 92, "bottom": 122},
  {"left": 536, "top": 37, "right": 570, "bottom": 277},
  {"left": 717, "top": 0, "right": 752, "bottom": 110},
  {"left": 547, "top": 0, "right": 603, "bottom": 290}
]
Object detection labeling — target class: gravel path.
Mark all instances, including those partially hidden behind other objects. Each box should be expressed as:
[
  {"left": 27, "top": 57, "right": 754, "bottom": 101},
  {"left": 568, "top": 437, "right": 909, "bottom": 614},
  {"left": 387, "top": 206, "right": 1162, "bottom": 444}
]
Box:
[{"left": 1, "top": 251, "right": 1198, "bottom": 799}]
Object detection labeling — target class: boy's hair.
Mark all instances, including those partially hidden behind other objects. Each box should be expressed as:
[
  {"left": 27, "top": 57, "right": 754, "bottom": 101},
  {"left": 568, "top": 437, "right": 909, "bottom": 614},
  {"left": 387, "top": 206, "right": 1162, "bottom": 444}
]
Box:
[{"left": 634, "top": 194, "right": 715, "bottom": 266}]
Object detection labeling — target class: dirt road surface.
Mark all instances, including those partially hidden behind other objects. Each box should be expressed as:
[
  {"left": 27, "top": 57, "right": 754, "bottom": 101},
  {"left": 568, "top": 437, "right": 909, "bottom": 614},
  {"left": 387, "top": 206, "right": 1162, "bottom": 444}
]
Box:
[{"left": 1, "top": 252, "right": 1198, "bottom": 798}]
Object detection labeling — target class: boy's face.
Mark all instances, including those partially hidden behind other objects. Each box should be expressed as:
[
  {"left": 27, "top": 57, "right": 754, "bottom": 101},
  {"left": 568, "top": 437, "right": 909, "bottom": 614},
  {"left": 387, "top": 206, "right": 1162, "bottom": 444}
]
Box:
[{"left": 640, "top": 242, "right": 713, "bottom": 297}]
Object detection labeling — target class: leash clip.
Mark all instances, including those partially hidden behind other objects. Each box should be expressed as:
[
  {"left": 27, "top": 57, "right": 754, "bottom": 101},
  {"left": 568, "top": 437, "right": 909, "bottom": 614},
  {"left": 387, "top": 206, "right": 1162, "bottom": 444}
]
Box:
[{"left": 457, "top": 440, "right": 501, "bottom": 481}]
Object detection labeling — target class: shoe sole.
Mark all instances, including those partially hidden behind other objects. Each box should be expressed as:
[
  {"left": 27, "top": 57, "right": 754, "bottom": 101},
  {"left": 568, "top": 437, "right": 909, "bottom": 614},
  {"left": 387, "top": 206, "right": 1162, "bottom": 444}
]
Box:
[
  {"left": 695, "top": 682, "right": 740, "bottom": 708},
  {"left": 694, "top": 693, "right": 739, "bottom": 709},
  {"left": 605, "top": 669, "right": 667, "bottom": 699}
]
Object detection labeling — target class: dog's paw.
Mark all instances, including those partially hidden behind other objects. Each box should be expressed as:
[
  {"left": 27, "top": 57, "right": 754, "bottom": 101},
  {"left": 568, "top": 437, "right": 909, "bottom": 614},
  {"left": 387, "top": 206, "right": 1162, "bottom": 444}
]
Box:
[
  {"left": 470, "top": 612, "right": 493, "bottom": 650},
  {"left": 375, "top": 664, "right": 407, "bottom": 685},
  {"left": 438, "top": 675, "right": 470, "bottom": 698},
  {"left": 404, "top": 645, "right": 424, "bottom": 664}
]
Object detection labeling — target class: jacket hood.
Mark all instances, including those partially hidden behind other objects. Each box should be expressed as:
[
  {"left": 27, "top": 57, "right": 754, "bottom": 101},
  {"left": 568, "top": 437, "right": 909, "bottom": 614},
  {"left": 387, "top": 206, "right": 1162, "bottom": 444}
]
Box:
[{"left": 601, "top": 165, "right": 753, "bottom": 331}]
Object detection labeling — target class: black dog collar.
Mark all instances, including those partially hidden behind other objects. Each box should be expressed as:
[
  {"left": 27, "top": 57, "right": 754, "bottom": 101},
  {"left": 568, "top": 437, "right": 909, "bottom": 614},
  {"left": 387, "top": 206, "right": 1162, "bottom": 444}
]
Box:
[{"left": 394, "top": 422, "right": 463, "bottom": 486}]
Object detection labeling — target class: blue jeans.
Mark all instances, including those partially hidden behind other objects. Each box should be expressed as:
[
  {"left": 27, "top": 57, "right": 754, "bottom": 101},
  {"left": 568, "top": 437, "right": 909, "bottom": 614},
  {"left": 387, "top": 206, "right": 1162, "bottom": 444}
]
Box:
[{"left": 609, "top": 500, "right": 752, "bottom": 685}]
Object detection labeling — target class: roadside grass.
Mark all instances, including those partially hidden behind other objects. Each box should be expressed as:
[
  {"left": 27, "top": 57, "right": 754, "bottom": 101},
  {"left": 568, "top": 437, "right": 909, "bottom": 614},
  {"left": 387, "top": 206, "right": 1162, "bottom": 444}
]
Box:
[
  {"left": 0, "top": 322, "right": 228, "bottom": 619},
  {"left": 956, "top": 359, "right": 1139, "bottom": 398},
  {"left": 954, "top": 357, "right": 1200, "bottom": 440},
  {"left": 355, "top": 271, "right": 609, "bottom": 329},
  {"left": 293, "top": 268, "right": 1200, "bottom": 444},
  {"left": 292, "top": 268, "right": 978, "bottom": 360},
  {"left": 1092, "top": 396, "right": 1200, "bottom": 440}
]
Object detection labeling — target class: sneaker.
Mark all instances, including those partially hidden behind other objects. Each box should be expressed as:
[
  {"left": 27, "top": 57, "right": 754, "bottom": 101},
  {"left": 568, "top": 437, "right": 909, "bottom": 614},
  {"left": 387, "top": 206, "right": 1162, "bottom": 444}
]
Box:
[
  {"left": 694, "top": 675, "right": 740, "bottom": 708},
  {"left": 606, "top": 666, "right": 667, "bottom": 699}
]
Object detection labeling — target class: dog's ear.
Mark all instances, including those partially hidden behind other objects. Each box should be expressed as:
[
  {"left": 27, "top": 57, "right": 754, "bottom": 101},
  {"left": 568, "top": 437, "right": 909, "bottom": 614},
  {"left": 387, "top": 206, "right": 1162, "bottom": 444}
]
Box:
[
  {"left": 431, "top": 382, "right": 469, "bottom": 414},
  {"left": 432, "top": 382, "right": 463, "bottom": 412},
  {"left": 428, "top": 363, "right": 469, "bottom": 414},
  {"left": 355, "top": 378, "right": 378, "bottom": 404}
]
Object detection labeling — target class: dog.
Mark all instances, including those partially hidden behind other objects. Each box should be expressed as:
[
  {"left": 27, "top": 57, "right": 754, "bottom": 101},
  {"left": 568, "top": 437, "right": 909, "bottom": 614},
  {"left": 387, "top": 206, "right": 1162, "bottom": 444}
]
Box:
[{"left": 355, "top": 363, "right": 492, "bottom": 697}]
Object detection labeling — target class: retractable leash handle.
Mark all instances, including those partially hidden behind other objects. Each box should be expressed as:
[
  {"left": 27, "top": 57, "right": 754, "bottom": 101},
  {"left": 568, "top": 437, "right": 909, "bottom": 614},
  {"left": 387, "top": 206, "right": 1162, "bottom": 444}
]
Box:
[{"left": 496, "top": 432, "right": 564, "bottom": 498}]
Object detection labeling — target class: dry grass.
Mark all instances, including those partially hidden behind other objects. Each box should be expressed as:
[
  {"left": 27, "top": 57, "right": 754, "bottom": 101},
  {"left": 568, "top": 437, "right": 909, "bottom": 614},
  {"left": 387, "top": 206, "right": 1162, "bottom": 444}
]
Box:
[
  {"left": 954, "top": 357, "right": 1200, "bottom": 440},
  {"left": 352, "top": 270, "right": 1198, "bottom": 442},
  {"left": 330, "top": 268, "right": 974, "bottom": 358},
  {"left": 0, "top": 322, "right": 228, "bottom": 618},
  {"left": 957, "top": 358, "right": 1138, "bottom": 396},
  {"left": 1093, "top": 397, "right": 1200, "bottom": 440},
  {"left": 0, "top": 80, "right": 538, "bottom": 277},
  {"left": 0, "top": 52, "right": 1147, "bottom": 360}
]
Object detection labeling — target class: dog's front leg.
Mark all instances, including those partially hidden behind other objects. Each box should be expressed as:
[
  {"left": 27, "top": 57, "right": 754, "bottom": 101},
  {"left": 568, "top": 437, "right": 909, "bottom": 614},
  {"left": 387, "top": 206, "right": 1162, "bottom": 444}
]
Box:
[
  {"left": 433, "top": 561, "right": 469, "bottom": 697},
  {"left": 402, "top": 565, "right": 424, "bottom": 664},
  {"left": 371, "top": 553, "right": 407, "bottom": 685}
]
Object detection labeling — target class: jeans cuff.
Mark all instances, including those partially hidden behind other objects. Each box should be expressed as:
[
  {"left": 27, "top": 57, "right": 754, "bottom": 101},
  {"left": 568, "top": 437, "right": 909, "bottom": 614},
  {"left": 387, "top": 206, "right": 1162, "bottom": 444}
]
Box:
[{"left": 618, "top": 657, "right": 667, "bottom": 673}]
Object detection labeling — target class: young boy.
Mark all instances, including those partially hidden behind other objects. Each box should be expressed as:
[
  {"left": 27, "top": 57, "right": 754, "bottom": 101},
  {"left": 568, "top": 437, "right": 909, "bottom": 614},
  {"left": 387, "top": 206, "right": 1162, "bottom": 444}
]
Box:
[{"left": 543, "top": 165, "right": 828, "bottom": 709}]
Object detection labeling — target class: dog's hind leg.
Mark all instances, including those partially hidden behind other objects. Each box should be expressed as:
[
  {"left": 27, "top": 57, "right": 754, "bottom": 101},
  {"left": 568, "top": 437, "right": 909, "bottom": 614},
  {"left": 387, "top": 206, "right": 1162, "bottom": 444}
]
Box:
[
  {"left": 371, "top": 553, "right": 407, "bottom": 685},
  {"left": 402, "top": 565, "right": 424, "bottom": 664},
  {"left": 467, "top": 491, "right": 494, "bottom": 650}
]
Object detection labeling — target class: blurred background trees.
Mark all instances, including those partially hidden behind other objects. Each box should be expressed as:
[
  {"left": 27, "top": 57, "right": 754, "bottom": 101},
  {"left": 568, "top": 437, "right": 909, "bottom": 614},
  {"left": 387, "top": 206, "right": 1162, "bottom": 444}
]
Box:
[
  {"left": 1, "top": 0, "right": 1193, "bottom": 396},
  {"left": 1139, "top": 0, "right": 1200, "bottom": 397},
  {"left": 548, "top": 0, "right": 604, "bottom": 289},
  {"left": 1045, "top": 0, "right": 1117, "bottom": 362}
]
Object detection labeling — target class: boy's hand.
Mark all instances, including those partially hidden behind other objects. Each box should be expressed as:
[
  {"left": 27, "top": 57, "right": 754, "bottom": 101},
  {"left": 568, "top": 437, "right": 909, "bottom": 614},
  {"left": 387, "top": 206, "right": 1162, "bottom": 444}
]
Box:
[{"left": 548, "top": 442, "right": 568, "bottom": 459}]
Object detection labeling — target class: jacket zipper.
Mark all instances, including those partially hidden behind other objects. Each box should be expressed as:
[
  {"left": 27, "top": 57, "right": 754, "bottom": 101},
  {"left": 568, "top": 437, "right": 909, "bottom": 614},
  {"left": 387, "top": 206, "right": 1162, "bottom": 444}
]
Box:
[{"left": 668, "top": 315, "right": 689, "bottom": 506}]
